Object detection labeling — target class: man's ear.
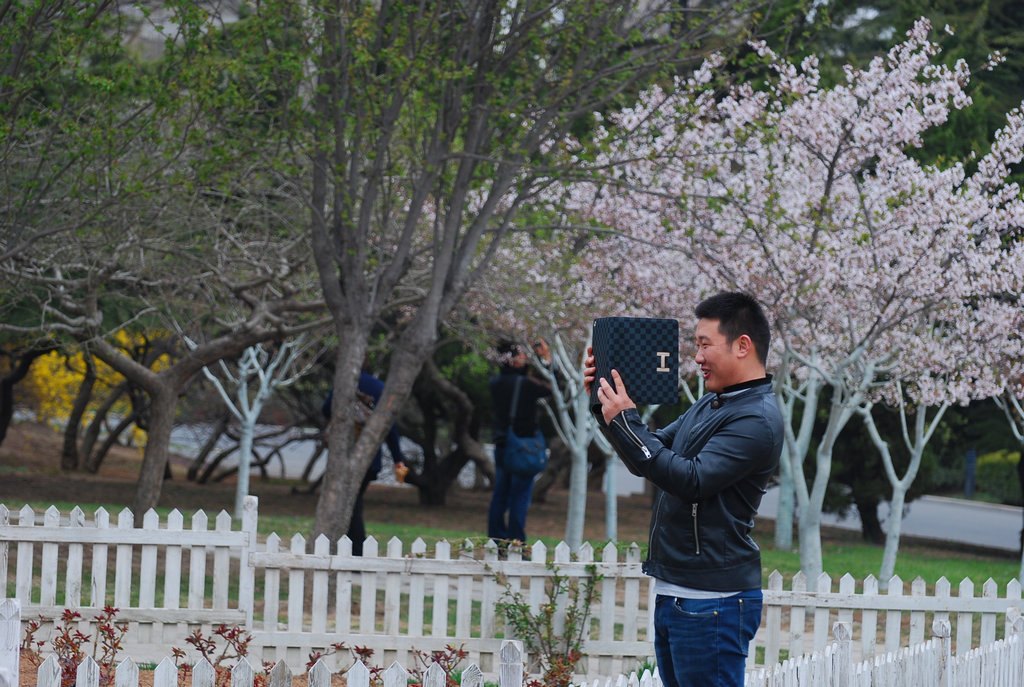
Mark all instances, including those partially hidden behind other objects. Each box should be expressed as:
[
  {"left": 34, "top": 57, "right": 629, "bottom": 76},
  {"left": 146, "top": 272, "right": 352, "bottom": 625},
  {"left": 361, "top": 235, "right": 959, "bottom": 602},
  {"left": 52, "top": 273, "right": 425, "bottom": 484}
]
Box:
[{"left": 734, "top": 334, "right": 753, "bottom": 359}]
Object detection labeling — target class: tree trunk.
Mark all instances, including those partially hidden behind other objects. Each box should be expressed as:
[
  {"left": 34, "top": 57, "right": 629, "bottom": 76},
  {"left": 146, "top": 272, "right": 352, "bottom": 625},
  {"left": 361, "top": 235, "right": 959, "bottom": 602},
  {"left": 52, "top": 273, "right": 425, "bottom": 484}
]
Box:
[
  {"left": 774, "top": 449, "right": 795, "bottom": 551},
  {"left": 410, "top": 357, "right": 487, "bottom": 506},
  {"left": 854, "top": 494, "right": 885, "bottom": 544},
  {"left": 564, "top": 443, "right": 589, "bottom": 551},
  {"left": 81, "top": 381, "right": 128, "bottom": 472},
  {"left": 0, "top": 345, "right": 54, "bottom": 447},
  {"left": 186, "top": 413, "right": 230, "bottom": 481},
  {"left": 312, "top": 333, "right": 373, "bottom": 545},
  {"left": 798, "top": 440, "right": 837, "bottom": 584},
  {"left": 132, "top": 386, "right": 178, "bottom": 514},
  {"left": 862, "top": 401, "right": 944, "bottom": 590},
  {"left": 197, "top": 444, "right": 236, "bottom": 483},
  {"left": 797, "top": 498, "right": 824, "bottom": 584},
  {"left": 61, "top": 356, "right": 97, "bottom": 470},
  {"left": 878, "top": 487, "right": 908, "bottom": 588},
  {"left": 604, "top": 458, "right": 617, "bottom": 543},
  {"left": 776, "top": 361, "right": 824, "bottom": 554},
  {"left": 236, "top": 412, "right": 257, "bottom": 519},
  {"left": 86, "top": 412, "right": 137, "bottom": 473}
]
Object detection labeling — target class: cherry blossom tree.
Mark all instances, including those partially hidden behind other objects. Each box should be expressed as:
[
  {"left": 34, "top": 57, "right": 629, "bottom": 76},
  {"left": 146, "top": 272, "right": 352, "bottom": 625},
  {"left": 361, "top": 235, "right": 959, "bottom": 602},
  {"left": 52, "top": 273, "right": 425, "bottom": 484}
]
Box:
[{"left": 562, "top": 19, "right": 1024, "bottom": 579}]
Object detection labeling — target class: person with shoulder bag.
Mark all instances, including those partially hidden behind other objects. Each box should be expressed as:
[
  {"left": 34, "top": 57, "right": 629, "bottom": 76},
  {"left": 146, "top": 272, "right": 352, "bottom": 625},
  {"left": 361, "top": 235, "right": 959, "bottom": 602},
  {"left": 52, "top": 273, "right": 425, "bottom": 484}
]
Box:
[{"left": 486, "top": 338, "right": 554, "bottom": 545}]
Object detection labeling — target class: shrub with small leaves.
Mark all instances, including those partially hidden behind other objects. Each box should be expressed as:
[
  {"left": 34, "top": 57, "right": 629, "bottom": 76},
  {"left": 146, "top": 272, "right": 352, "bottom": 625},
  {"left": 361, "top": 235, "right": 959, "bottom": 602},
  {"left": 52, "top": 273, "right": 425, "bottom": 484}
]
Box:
[{"left": 495, "top": 562, "right": 601, "bottom": 687}]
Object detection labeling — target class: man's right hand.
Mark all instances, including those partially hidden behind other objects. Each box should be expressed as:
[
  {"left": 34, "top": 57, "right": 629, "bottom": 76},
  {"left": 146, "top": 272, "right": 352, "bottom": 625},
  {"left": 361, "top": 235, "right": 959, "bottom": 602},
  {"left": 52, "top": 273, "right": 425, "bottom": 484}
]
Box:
[{"left": 583, "top": 346, "right": 596, "bottom": 395}]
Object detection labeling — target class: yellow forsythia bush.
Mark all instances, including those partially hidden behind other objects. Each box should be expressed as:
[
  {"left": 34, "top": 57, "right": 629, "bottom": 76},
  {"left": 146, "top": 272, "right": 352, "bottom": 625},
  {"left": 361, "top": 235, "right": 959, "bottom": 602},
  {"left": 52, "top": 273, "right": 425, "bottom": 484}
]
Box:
[{"left": 19, "top": 331, "right": 170, "bottom": 445}]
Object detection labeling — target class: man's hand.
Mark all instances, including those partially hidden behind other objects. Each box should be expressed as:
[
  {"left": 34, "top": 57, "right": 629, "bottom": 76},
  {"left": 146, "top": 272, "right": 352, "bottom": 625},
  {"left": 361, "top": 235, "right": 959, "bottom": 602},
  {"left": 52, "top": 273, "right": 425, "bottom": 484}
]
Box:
[
  {"left": 596, "top": 369, "right": 636, "bottom": 425},
  {"left": 583, "top": 346, "right": 597, "bottom": 395},
  {"left": 533, "top": 337, "right": 551, "bottom": 364},
  {"left": 584, "top": 346, "right": 636, "bottom": 424}
]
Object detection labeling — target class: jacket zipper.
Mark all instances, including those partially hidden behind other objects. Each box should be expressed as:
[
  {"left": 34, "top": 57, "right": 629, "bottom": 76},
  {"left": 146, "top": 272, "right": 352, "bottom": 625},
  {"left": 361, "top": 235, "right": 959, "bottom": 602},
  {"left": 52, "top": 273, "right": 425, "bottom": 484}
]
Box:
[
  {"left": 611, "top": 412, "right": 651, "bottom": 458},
  {"left": 692, "top": 503, "right": 700, "bottom": 555}
]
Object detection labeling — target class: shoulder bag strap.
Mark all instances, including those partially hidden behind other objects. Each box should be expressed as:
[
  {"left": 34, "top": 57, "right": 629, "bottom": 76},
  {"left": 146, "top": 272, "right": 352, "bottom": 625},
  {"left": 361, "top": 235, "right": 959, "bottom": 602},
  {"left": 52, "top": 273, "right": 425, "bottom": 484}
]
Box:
[{"left": 508, "top": 375, "right": 523, "bottom": 429}]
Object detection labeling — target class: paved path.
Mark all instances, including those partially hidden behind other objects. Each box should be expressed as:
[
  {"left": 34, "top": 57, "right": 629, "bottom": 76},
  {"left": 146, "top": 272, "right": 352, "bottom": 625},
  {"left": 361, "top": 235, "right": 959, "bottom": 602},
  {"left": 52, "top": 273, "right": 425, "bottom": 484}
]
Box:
[{"left": 757, "top": 486, "right": 1023, "bottom": 554}]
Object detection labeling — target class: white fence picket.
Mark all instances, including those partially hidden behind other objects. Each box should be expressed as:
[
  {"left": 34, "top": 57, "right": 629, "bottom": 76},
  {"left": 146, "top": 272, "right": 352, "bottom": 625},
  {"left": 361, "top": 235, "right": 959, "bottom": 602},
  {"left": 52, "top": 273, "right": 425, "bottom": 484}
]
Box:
[
  {"left": 192, "top": 658, "right": 216, "bottom": 687},
  {"left": 287, "top": 533, "right": 305, "bottom": 632},
  {"left": 115, "top": 657, "right": 139, "bottom": 687},
  {"left": 233, "top": 656, "right": 256, "bottom": 687},
  {"left": 165, "top": 510, "right": 184, "bottom": 612},
  {"left": 384, "top": 537, "right": 403, "bottom": 637},
  {"left": 188, "top": 510, "right": 209, "bottom": 612},
  {"left": 311, "top": 534, "right": 330, "bottom": 635},
  {"left": 64, "top": 507, "right": 84, "bottom": 610},
  {"left": 91, "top": 508, "right": 110, "bottom": 608},
  {"left": 0, "top": 599, "right": 19, "bottom": 687}
]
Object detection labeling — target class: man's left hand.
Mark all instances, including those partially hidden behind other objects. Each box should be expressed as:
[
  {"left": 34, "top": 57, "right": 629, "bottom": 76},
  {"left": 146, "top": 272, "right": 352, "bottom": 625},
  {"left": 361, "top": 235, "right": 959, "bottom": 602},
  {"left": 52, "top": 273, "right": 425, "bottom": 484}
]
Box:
[{"left": 597, "top": 369, "right": 636, "bottom": 425}]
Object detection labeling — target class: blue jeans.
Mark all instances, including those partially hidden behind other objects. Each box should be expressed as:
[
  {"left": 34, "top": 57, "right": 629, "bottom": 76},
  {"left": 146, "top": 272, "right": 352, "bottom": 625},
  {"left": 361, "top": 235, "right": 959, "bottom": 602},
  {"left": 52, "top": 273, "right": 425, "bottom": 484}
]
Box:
[
  {"left": 654, "top": 589, "right": 762, "bottom": 687},
  {"left": 487, "top": 443, "right": 535, "bottom": 544}
]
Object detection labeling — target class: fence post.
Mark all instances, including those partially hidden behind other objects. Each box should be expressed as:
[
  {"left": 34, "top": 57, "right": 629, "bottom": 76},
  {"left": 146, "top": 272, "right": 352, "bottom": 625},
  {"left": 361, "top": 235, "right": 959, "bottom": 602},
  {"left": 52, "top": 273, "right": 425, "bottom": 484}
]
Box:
[
  {"left": 238, "top": 495, "right": 258, "bottom": 630},
  {"left": 498, "top": 640, "right": 525, "bottom": 687},
  {"left": 932, "top": 618, "right": 952, "bottom": 687},
  {"left": 832, "top": 621, "right": 852, "bottom": 687},
  {"left": 0, "top": 599, "right": 19, "bottom": 687}
]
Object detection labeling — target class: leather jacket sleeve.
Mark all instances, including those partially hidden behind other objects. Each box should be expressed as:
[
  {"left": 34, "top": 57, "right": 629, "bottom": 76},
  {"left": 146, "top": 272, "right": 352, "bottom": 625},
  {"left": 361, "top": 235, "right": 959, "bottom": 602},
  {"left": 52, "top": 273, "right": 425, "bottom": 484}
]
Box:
[
  {"left": 596, "top": 404, "right": 776, "bottom": 503},
  {"left": 594, "top": 406, "right": 669, "bottom": 479}
]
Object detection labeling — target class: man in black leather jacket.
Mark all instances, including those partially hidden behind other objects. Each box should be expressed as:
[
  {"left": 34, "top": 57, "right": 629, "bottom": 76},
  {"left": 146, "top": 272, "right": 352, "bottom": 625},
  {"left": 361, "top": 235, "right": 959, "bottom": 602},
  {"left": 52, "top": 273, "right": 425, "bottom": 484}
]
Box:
[{"left": 585, "top": 292, "right": 783, "bottom": 687}]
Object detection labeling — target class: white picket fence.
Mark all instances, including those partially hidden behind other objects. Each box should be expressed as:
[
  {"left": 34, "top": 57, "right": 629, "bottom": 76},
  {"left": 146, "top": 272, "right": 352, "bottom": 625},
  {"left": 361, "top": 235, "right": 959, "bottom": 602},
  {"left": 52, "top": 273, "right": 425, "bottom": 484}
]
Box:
[
  {"left": 2, "top": 497, "right": 1023, "bottom": 681},
  {"left": 4, "top": 598, "right": 1023, "bottom": 687},
  {"left": 747, "top": 610, "right": 1024, "bottom": 686}
]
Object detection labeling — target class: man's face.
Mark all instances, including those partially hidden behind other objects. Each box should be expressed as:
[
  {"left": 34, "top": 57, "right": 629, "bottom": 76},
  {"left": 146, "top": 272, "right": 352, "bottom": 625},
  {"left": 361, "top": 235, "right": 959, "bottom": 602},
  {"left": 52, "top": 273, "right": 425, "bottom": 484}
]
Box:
[{"left": 694, "top": 318, "right": 739, "bottom": 393}]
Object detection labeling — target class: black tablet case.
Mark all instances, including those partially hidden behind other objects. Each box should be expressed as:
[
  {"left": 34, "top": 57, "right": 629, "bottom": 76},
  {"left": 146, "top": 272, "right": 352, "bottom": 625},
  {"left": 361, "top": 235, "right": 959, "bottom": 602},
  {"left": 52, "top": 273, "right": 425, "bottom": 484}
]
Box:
[{"left": 590, "top": 317, "right": 679, "bottom": 410}]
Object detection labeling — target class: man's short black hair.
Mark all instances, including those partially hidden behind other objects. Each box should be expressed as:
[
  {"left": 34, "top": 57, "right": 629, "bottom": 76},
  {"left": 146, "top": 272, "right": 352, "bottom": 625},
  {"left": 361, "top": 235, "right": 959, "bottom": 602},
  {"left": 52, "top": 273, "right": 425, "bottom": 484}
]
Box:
[{"left": 694, "top": 292, "right": 771, "bottom": 366}]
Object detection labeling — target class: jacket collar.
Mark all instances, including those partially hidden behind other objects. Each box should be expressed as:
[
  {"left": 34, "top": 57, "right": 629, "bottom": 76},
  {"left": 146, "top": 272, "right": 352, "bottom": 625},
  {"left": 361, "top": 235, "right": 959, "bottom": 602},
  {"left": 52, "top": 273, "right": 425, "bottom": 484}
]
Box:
[{"left": 711, "top": 375, "right": 772, "bottom": 409}]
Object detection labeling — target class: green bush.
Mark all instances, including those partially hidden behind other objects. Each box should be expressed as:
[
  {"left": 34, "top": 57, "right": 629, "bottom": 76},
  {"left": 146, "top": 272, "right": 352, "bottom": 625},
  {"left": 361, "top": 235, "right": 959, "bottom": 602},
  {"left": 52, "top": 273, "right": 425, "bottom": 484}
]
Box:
[{"left": 974, "top": 450, "right": 1022, "bottom": 506}]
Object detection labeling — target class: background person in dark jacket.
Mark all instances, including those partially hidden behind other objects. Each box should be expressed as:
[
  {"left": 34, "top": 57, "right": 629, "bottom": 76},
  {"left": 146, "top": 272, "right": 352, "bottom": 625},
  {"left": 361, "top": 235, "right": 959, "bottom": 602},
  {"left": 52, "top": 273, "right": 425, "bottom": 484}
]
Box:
[
  {"left": 322, "top": 369, "right": 406, "bottom": 556},
  {"left": 487, "top": 338, "right": 554, "bottom": 545},
  {"left": 585, "top": 292, "right": 783, "bottom": 687}
]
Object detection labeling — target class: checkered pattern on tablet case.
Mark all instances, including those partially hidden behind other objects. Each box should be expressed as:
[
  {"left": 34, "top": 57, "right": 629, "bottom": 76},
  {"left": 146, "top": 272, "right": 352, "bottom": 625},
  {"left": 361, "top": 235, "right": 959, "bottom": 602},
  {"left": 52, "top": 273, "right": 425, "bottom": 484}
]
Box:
[{"left": 590, "top": 317, "right": 679, "bottom": 408}]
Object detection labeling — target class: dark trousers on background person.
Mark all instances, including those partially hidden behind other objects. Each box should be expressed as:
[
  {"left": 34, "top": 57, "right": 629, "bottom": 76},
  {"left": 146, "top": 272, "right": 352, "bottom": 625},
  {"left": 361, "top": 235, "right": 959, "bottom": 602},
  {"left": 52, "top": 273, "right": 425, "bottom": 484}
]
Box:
[
  {"left": 487, "top": 442, "right": 535, "bottom": 544},
  {"left": 347, "top": 469, "right": 376, "bottom": 556},
  {"left": 653, "top": 589, "right": 763, "bottom": 687}
]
